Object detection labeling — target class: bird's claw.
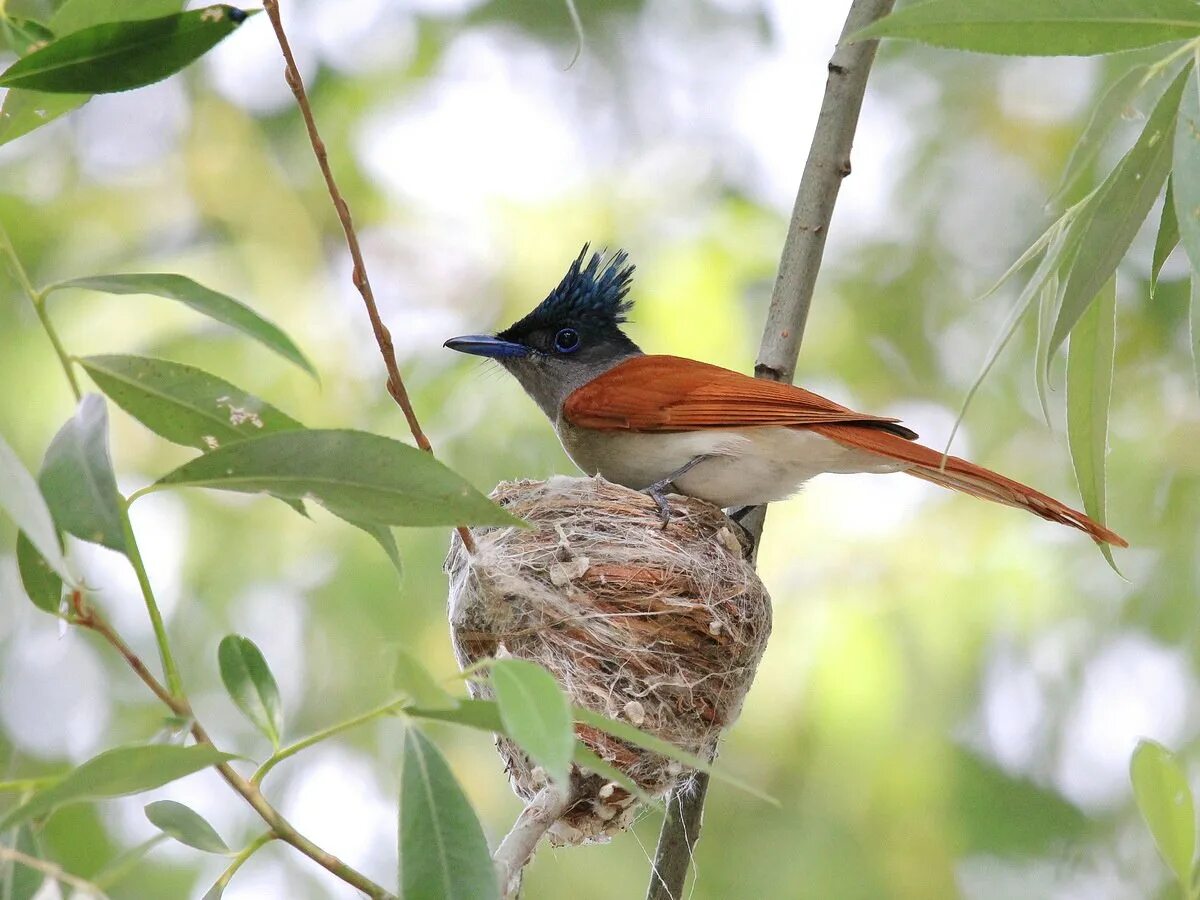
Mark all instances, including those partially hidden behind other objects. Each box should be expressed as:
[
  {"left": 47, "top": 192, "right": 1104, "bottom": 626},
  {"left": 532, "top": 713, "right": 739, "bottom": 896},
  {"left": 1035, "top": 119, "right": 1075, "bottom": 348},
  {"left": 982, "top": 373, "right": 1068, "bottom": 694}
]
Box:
[{"left": 644, "top": 480, "right": 675, "bottom": 528}]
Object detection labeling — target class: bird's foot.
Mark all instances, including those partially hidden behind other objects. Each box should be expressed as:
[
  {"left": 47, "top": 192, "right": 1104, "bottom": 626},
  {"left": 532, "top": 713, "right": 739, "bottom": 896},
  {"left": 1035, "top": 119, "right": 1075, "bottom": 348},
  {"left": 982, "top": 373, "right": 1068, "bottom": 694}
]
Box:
[
  {"left": 641, "top": 456, "right": 709, "bottom": 529},
  {"left": 644, "top": 479, "right": 676, "bottom": 528},
  {"left": 727, "top": 505, "right": 755, "bottom": 523}
]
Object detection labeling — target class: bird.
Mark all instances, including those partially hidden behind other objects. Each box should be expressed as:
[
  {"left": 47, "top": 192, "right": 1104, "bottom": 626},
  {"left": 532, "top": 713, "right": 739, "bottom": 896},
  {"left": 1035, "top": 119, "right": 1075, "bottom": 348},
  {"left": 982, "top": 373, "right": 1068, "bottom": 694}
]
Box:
[{"left": 444, "top": 246, "right": 1127, "bottom": 547}]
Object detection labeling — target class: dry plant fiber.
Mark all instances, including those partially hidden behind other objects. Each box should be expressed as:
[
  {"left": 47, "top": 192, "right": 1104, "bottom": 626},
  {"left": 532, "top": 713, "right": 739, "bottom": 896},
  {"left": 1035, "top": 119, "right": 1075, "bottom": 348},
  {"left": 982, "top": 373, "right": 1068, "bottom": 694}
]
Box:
[{"left": 445, "top": 475, "right": 772, "bottom": 845}]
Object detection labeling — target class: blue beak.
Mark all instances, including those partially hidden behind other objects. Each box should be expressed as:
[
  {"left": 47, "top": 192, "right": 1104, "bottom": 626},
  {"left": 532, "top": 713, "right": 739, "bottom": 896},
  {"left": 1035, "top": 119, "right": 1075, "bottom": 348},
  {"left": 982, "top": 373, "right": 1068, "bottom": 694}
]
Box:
[{"left": 443, "top": 334, "right": 530, "bottom": 359}]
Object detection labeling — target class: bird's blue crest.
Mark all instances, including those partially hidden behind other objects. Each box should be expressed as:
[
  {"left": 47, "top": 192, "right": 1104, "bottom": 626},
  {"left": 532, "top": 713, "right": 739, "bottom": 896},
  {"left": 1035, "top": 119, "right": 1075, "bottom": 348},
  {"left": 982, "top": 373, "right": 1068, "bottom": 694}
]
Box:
[{"left": 498, "top": 245, "right": 636, "bottom": 341}]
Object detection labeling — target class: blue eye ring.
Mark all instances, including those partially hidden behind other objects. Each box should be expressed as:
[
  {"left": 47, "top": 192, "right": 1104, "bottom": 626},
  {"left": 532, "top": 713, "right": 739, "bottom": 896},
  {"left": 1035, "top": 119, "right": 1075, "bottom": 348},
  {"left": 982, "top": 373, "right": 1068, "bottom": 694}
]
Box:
[{"left": 554, "top": 327, "right": 581, "bottom": 353}]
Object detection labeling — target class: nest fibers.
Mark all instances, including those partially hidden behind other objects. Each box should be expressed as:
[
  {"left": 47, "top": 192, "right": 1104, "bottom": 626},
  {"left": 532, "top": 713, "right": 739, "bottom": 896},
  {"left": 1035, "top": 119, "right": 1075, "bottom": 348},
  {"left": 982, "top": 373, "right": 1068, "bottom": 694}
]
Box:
[{"left": 445, "top": 475, "right": 772, "bottom": 845}]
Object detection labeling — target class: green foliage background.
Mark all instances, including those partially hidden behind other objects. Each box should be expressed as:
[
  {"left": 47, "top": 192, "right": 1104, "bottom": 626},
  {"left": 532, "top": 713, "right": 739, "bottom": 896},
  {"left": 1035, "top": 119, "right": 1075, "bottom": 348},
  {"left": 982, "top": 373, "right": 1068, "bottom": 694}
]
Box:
[{"left": 1, "top": 0, "right": 1199, "bottom": 897}]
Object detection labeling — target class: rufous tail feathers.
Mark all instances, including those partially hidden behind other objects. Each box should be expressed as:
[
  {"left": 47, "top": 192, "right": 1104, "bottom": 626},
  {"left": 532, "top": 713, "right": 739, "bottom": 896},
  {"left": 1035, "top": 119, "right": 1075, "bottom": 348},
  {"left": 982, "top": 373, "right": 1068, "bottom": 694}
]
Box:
[{"left": 814, "top": 423, "right": 1128, "bottom": 548}]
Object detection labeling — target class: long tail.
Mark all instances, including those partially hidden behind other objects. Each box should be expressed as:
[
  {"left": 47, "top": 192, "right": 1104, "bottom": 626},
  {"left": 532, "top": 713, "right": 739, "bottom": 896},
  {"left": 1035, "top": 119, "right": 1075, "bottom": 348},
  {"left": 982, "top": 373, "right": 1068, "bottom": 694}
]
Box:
[{"left": 813, "top": 423, "right": 1128, "bottom": 547}]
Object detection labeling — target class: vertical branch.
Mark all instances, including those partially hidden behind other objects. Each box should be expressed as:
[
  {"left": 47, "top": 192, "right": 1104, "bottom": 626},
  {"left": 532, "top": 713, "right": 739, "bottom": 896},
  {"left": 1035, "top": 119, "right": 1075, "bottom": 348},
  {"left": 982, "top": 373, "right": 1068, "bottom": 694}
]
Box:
[
  {"left": 645, "top": 2, "right": 895, "bottom": 898},
  {"left": 260, "top": 0, "right": 477, "bottom": 553}
]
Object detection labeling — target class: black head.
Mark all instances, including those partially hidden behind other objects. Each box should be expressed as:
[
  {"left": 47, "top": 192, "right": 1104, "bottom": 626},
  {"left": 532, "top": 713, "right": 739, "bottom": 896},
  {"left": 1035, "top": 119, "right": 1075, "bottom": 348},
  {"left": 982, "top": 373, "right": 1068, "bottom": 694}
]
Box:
[{"left": 444, "top": 245, "right": 644, "bottom": 419}]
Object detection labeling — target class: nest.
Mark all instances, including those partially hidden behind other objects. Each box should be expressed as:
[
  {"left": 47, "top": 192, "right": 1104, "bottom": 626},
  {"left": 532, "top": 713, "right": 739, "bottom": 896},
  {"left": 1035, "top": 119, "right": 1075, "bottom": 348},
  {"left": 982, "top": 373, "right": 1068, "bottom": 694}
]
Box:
[{"left": 445, "top": 475, "right": 772, "bottom": 845}]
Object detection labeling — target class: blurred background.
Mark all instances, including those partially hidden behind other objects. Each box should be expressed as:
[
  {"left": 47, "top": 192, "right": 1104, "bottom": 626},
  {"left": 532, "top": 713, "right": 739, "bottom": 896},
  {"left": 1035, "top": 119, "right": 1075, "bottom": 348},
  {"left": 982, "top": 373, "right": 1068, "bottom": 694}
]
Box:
[{"left": 1, "top": 0, "right": 1198, "bottom": 897}]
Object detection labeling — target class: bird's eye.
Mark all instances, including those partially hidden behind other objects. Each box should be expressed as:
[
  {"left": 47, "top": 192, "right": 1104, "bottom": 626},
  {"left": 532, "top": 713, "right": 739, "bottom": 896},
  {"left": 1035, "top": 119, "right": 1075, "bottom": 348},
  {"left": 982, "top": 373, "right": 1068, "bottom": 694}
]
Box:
[{"left": 554, "top": 328, "right": 581, "bottom": 353}]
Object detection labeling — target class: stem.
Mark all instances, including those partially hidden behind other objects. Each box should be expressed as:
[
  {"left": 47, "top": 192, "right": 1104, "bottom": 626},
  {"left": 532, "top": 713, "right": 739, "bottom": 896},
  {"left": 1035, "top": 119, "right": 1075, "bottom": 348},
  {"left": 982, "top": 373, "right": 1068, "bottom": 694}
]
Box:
[
  {"left": 492, "top": 783, "right": 573, "bottom": 899},
  {"left": 206, "top": 832, "right": 275, "bottom": 896},
  {"left": 0, "top": 224, "right": 82, "bottom": 401},
  {"left": 252, "top": 698, "right": 406, "bottom": 785},
  {"left": 71, "top": 593, "right": 396, "bottom": 900},
  {"left": 0, "top": 776, "right": 60, "bottom": 793},
  {"left": 647, "top": 2, "right": 895, "bottom": 898},
  {"left": 119, "top": 501, "right": 184, "bottom": 699},
  {"left": 260, "top": 0, "right": 476, "bottom": 555},
  {"left": 0, "top": 846, "right": 110, "bottom": 899}
]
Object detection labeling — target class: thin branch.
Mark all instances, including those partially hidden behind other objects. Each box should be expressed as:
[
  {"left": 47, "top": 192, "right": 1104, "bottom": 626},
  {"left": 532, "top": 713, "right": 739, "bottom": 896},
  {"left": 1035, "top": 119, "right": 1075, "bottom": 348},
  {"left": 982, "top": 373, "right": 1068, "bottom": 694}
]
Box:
[
  {"left": 0, "top": 845, "right": 110, "bottom": 898},
  {"left": 204, "top": 832, "right": 276, "bottom": 897},
  {"left": 646, "top": 2, "right": 896, "bottom": 898},
  {"left": 259, "top": 0, "right": 476, "bottom": 554},
  {"left": 252, "top": 698, "right": 406, "bottom": 786},
  {"left": 492, "top": 783, "right": 573, "bottom": 899},
  {"left": 70, "top": 592, "right": 397, "bottom": 900}
]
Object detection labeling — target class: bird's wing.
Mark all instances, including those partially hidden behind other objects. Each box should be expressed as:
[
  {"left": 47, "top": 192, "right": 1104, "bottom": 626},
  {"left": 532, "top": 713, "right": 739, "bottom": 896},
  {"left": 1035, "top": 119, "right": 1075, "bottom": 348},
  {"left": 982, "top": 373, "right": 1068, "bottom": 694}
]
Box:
[{"left": 562, "top": 355, "right": 913, "bottom": 433}]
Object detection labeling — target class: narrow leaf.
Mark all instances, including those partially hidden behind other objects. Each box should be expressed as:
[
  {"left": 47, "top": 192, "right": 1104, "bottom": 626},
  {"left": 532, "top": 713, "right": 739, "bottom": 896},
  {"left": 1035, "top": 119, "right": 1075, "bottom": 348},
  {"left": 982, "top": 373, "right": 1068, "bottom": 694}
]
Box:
[
  {"left": 1053, "top": 64, "right": 1154, "bottom": 205},
  {"left": 1191, "top": 276, "right": 1200, "bottom": 400},
  {"left": 0, "top": 16, "right": 54, "bottom": 55},
  {"left": 342, "top": 518, "right": 402, "bottom": 575},
  {"left": 490, "top": 659, "right": 574, "bottom": 787},
  {"left": 1174, "top": 66, "right": 1200, "bottom": 281},
  {"left": 0, "top": 6, "right": 252, "bottom": 93},
  {"left": 574, "top": 706, "right": 774, "bottom": 803},
  {"left": 90, "top": 835, "right": 168, "bottom": 890},
  {"left": 79, "top": 354, "right": 303, "bottom": 452},
  {"left": 1153, "top": 177, "right": 1181, "bottom": 297},
  {"left": 0, "top": 0, "right": 184, "bottom": 146},
  {"left": 16, "top": 531, "right": 64, "bottom": 614},
  {"left": 1049, "top": 64, "right": 1187, "bottom": 357},
  {"left": 572, "top": 743, "right": 653, "bottom": 805},
  {"left": 50, "top": 0, "right": 185, "bottom": 36},
  {"left": 407, "top": 698, "right": 506, "bottom": 733},
  {"left": 1066, "top": 277, "right": 1120, "bottom": 570},
  {"left": 0, "top": 432, "right": 72, "bottom": 581},
  {"left": 1131, "top": 739, "right": 1196, "bottom": 889},
  {"left": 218, "top": 635, "right": 283, "bottom": 748},
  {"left": 144, "top": 800, "right": 229, "bottom": 854},
  {"left": 148, "top": 429, "right": 522, "bottom": 528},
  {"left": 394, "top": 647, "right": 457, "bottom": 711},
  {"left": 3, "top": 824, "right": 44, "bottom": 900},
  {"left": 848, "top": 0, "right": 1200, "bottom": 56},
  {"left": 398, "top": 725, "right": 498, "bottom": 900},
  {"left": 46, "top": 274, "right": 315, "bottom": 377},
  {"left": 0, "top": 744, "right": 235, "bottom": 831},
  {"left": 38, "top": 394, "right": 126, "bottom": 553}
]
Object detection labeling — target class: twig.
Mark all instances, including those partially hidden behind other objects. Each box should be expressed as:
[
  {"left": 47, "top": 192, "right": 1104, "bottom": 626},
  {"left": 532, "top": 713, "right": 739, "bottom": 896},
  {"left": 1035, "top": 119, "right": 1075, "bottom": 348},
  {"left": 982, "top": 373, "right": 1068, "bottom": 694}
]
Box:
[
  {"left": 0, "top": 845, "right": 110, "bottom": 898},
  {"left": 70, "top": 592, "right": 397, "bottom": 900},
  {"left": 260, "top": 0, "right": 477, "bottom": 554},
  {"left": 646, "top": 3, "right": 895, "bottom": 899},
  {"left": 492, "top": 783, "right": 573, "bottom": 899}
]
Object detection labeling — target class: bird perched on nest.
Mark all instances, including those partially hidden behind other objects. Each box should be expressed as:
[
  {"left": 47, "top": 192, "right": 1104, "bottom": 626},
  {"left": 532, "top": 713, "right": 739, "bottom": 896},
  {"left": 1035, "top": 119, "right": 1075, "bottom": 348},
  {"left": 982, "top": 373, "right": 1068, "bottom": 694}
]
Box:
[{"left": 444, "top": 246, "right": 1126, "bottom": 547}]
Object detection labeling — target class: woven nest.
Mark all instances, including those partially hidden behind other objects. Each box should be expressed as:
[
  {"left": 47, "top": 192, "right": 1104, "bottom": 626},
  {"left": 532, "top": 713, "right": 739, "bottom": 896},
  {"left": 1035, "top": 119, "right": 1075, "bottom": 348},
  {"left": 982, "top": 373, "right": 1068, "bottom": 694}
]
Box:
[{"left": 445, "top": 475, "right": 772, "bottom": 845}]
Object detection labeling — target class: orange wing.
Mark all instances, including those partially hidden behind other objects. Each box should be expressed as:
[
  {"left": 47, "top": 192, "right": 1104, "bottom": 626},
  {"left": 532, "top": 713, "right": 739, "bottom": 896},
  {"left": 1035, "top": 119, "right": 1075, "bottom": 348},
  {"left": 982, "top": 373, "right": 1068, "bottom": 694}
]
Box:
[{"left": 563, "top": 355, "right": 911, "bottom": 433}]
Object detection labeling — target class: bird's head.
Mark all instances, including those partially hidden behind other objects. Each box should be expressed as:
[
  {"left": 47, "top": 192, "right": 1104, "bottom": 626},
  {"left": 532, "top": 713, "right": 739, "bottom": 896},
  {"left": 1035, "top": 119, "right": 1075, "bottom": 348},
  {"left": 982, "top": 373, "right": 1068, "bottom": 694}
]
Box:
[{"left": 444, "top": 246, "right": 643, "bottom": 419}]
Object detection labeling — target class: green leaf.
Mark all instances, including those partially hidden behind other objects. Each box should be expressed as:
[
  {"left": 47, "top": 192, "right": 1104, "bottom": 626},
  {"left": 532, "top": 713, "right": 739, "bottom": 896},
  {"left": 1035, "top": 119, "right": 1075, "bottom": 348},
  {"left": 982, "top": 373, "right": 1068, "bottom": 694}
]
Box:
[
  {"left": 1174, "top": 66, "right": 1200, "bottom": 278},
  {"left": 408, "top": 698, "right": 506, "bottom": 732},
  {"left": 0, "top": 89, "right": 87, "bottom": 148},
  {"left": 490, "top": 659, "right": 574, "bottom": 787},
  {"left": 218, "top": 635, "right": 283, "bottom": 749},
  {"left": 397, "top": 725, "right": 498, "bottom": 900},
  {"left": 0, "top": 744, "right": 235, "bottom": 831},
  {"left": 1054, "top": 65, "right": 1146, "bottom": 204},
  {"left": 90, "top": 835, "right": 168, "bottom": 890},
  {"left": 1049, "top": 64, "right": 1187, "bottom": 359},
  {"left": 2, "top": 824, "right": 44, "bottom": 900},
  {"left": 1, "top": 16, "right": 54, "bottom": 55},
  {"left": 38, "top": 394, "right": 126, "bottom": 553},
  {"left": 1066, "top": 277, "right": 1120, "bottom": 570},
  {"left": 1131, "top": 739, "right": 1197, "bottom": 890},
  {"left": 16, "top": 531, "right": 64, "bottom": 613},
  {"left": 1153, "top": 177, "right": 1181, "bottom": 297},
  {"left": 0, "top": 431, "right": 72, "bottom": 581},
  {"left": 573, "top": 706, "right": 774, "bottom": 804},
  {"left": 572, "top": 743, "right": 653, "bottom": 805},
  {"left": 50, "top": 0, "right": 184, "bottom": 37},
  {"left": 1191, "top": 276, "right": 1200, "bottom": 400},
  {"left": 346, "top": 518, "right": 403, "bottom": 575},
  {"left": 847, "top": 0, "right": 1200, "bottom": 56},
  {"left": 0, "top": 0, "right": 184, "bottom": 146},
  {"left": 46, "top": 274, "right": 315, "bottom": 377},
  {"left": 144, "top": 800, "right": 229, "bottom": 854},
  {"left": 147, "top": 429, "right": 522, "bottom": 528},
  {"left": 393, "top": 647, "right": 457, "bottom": 711},
  {"left": 78, "top": 354, "right": 303, "bottom": 451},
  {"left": 0, "top": 6, "right": 252, "bottom": 94}
]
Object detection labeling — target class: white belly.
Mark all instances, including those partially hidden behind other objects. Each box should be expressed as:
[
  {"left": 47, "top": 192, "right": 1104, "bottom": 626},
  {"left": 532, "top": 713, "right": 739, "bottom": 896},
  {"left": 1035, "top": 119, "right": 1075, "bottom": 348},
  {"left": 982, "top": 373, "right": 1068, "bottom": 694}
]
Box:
[{"left": 556, "top": 422, "right": 906, "bottom": 508}]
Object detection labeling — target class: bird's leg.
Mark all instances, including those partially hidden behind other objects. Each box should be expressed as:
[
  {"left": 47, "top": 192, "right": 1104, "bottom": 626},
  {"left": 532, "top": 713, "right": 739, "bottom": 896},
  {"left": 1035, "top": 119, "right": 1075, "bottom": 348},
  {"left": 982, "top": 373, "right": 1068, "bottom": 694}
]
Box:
[
  {"left": 643, "top": 455, "right": 708, "bottom": 526},
  {"left": 727, "top": 505, "right": 754, "bottom": 523}
]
